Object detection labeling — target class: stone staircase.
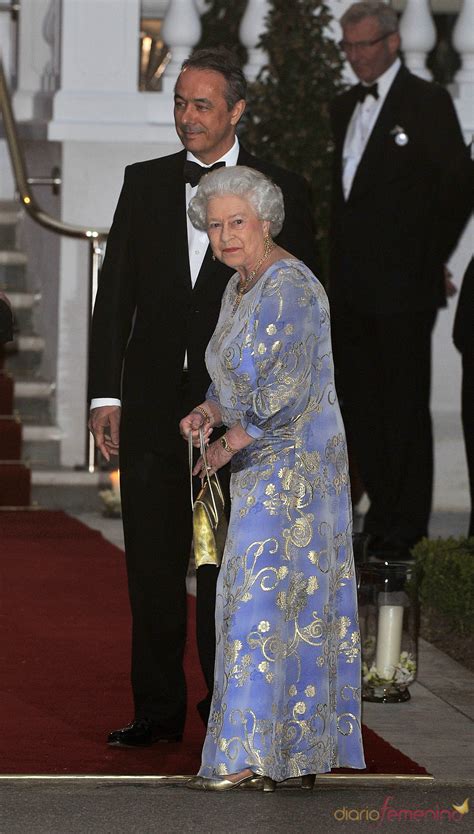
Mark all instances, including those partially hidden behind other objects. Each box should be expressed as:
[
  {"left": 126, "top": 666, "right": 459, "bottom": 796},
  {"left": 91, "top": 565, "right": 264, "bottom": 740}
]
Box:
[{"left": 0, "top": 200, "right": 101, "bottom": 510}]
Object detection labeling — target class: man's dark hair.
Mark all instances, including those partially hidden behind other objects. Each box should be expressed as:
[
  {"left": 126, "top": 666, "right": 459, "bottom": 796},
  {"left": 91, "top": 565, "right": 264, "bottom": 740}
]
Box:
[{"left": 179, "top": 47, "right": 247, "bottom": 109}]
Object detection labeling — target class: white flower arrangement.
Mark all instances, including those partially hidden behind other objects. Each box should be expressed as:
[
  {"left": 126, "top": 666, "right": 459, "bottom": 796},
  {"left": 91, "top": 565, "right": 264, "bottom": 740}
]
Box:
[{"left": 362, "top": 651, "right": 417, "bottom": 687}]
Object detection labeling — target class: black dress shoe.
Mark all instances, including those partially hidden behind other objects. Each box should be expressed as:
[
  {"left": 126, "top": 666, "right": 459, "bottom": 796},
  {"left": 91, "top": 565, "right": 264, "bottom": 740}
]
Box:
[{"left": 107, "top": 718, "right": 182, "bottom": 747}]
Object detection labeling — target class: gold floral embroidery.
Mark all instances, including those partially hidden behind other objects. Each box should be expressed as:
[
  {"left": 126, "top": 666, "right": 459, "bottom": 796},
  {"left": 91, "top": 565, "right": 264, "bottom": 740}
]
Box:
[{"left": 199, "top": 262, "right": 364, "bottom": 781}]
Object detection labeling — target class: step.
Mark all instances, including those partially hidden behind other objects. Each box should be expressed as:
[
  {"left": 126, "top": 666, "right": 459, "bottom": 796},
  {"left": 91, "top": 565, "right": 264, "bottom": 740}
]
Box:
[
  {"left": 0, "top": 211, "right": 20, "bottom": 248},
  {"left": 0, "top": 461, "right": 31, "bottom": 506},
  {"left": 0, "top": 415, "right": 22, "bottom": 459},
  {"left": 0, "top": 250, "right": 27, "bottom": 290},
  {"left": 7, "top": 291, "right": 41, "bottom": 331},
  {"left": 14, "top": 378, "right": 54, "bottom": 422},
  {"left": 3, "top": 335, "right": 44, "bottom": 371},
  {"left": 22, "top": 424, "right": 61, "bottom": 467},
  {"left": 0, "top": 200, "right": 22, "bottom": 220},
  {"left": 31, "top": 468, "right": 103, "bottom": 511},
  {"left": 0, "top": 203, "right": 22, "bottom": 250},
  {"left": 0, "top": 251, "right": 27, "bottom": 266},
  {"left": 0, "top": 371, "right": 13, "bottom": 413}
]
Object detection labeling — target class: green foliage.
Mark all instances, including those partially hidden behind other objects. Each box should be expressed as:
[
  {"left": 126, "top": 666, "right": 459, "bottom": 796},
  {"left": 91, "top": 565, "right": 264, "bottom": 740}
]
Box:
[
  {"left": 413, "top": 537, "right": 474, "bottom": 636},
  {"left": 196, "top": 0, "right": 346, "bottom": 282},
  {"left": 241, "top": 0, "right": 346, "bottom": 280},
  {"left": 196, "top": 0, "right": 248, "bottom": 65}
]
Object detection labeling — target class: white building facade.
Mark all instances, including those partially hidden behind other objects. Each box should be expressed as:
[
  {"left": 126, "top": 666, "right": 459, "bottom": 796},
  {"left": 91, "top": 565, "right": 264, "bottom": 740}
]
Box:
[{"left": 0, "top": 0, "right": 472, "bottom": 511}]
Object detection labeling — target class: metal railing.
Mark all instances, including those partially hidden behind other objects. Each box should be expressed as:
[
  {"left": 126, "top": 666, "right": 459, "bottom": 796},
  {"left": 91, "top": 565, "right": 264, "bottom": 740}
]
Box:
[
  {"left": 0, "top": 2, "right": 20, "bottom": 19},
  {"left": 0, "top": 51, "right": 108, "bottom": 472}
]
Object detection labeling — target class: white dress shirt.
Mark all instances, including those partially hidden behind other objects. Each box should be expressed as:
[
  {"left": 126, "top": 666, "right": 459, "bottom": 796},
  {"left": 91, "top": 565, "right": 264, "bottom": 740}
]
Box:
[
  {"left": 342, "top": 57, "right": 401, "bottom": 200},
  {"left": 91, "top": 138, "right": 240, "bottom": 409}
]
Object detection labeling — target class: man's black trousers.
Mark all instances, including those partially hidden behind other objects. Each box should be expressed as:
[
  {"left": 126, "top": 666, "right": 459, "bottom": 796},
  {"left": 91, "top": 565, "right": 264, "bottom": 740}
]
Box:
[
  {"left": 118, "top": 375, "right": 223, "bottom": 732},
  {"left": 333, "top": 308, "right": 437, "bottom": 548}
]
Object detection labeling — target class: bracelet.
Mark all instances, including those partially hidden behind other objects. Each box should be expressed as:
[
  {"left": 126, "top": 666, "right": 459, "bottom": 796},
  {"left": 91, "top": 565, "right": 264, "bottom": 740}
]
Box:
[
  {"left": 220, "top": 434, "right": 238, "bottom": 455},
  {"left": 192, "top": 405, "right": 210, "bottom": 424}
]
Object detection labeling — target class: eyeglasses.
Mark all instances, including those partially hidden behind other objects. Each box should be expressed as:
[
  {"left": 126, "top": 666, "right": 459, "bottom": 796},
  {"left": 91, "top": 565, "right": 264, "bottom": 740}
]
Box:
[{"left": 339, "top": 32, "right": 392, "bottom": 53}]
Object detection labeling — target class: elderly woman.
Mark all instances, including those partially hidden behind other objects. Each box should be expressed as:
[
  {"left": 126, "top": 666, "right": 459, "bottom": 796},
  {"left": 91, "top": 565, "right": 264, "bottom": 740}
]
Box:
[{"left": 180, "top": 166, "right": 365, "bottom": 791}]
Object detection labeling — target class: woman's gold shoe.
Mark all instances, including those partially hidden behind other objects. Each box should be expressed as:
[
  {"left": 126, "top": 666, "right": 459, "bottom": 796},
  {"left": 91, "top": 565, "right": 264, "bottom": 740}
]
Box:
[
  {"left": 301, "top": 774, "right": 316, "bottom": 790},
  {"left": 186, "top": 773, "right": 263, "bottom": 791},
  {"left": 262, "top": 776, "right": 276, "bottom": 792}
]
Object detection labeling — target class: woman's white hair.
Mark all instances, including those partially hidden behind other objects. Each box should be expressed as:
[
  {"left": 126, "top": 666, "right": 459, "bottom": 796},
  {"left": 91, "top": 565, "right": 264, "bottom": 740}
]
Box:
[{"left": 188, "top": 165, "right": 285, "bottom": 237}]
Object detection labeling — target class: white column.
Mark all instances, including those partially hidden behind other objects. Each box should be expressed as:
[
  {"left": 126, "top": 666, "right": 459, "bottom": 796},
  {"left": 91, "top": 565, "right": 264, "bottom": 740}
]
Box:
[
  {"left": 452, "top": 0, "right": 474, "bottom": 110},
  {"left": 0, "top": 3, "right": 14, "bottom": 85},
  {"left": 240, "top": 0, "right": 270, "bottom": 82},
  {"left": 51, "top": 0, "right": 141, "bottom": 466},
  {"left": 13, "top": 0, "right": 56, "bottom": 120},
  {"left": 399, "top": 0, "right": 437, "bottom": 81},
  {"left": 51, "top": 0, "right": 143, "bottom": 129},
  {"left": 0, "top": 3, "right": 15, "bottom": 198},
  {"left": 161, "top": 0, "right": 201, "bottom": 93},
  {"left": 41, "top": 0, "right": 61, "bottom": 94}
]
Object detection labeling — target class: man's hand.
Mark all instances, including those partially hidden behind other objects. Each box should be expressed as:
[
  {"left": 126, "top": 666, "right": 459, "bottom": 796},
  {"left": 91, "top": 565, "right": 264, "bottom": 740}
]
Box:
[
  {"left": 88, "top": 406, "right": 121, "bottom": 462},
  {"left": 444, "top": 265, "right": 458, "bottom": 298}
]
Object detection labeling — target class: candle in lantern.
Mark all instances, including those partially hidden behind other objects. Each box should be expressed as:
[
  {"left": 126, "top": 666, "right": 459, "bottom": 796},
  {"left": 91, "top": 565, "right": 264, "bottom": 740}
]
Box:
[
  {"left": 375, "top": 604, "right": 403, "bottom": 679},
  {"left": 109, "top": 469, "right": 121, "bottom": 498}
]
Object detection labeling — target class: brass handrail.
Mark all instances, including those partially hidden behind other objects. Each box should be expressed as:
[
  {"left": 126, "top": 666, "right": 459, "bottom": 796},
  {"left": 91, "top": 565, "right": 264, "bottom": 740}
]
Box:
[
  {"left": 0, "top": 2, "right": 20, "bottom": 19},
  {"left": 0, "top": 54, "right": 107, "bottom": 243},
  {"left": 0, "top": 51, "right": 108, "bottom": 471}
]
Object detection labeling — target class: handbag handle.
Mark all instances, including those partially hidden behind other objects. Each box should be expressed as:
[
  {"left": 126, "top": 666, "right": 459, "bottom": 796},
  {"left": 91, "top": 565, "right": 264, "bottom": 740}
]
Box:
[{"left": 189, "top": 428, "right": 219, "bottom": 523}]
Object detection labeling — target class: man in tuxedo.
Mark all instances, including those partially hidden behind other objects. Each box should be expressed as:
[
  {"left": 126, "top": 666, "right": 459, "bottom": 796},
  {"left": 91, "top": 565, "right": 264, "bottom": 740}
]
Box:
[
  {"left": 453, "top": 258, "right": 474, "bottom": 538},
  {"left": 88, "top": 47, "right": 317, "bottom": 747},
  {"left": 0, "top": 292, "right": 13, "bottom": 343},
  {"left": 330, "top": 2, "right": 472, "bottom": 559}
]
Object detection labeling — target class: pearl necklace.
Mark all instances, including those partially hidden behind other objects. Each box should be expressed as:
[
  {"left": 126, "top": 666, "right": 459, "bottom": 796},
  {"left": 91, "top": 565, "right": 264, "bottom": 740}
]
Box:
[{"left": 232, "top": 237, "right": 275, "bottom": 315}]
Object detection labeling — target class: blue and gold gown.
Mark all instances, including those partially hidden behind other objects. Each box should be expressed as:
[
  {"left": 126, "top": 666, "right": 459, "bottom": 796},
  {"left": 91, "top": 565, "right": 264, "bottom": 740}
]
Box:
[{"left": 200, "top": 259, "right": 365, "bottom": 781}]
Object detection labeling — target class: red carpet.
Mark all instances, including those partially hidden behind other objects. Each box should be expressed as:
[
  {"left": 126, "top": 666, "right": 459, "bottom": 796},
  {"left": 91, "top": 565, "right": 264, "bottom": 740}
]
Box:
[
  {"left": 0, "top": 510, "right": 429, "bottom": 776},
  {"left": 0, "top": 367, "right": 30, "bottom": 507}
]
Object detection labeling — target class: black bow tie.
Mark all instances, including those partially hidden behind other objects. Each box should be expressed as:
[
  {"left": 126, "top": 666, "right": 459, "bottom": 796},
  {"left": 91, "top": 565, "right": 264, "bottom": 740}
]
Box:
[
  {"left": 183, "top": 160, "right": 225, "bottom": 187},
  {"left": 356, "top": 83, "right": 379, "bottom": 103}
]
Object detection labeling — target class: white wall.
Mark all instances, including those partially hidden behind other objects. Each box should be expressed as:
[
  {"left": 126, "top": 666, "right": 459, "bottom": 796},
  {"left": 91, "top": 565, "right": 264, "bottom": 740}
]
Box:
[{"left": 4, "top": 0, "right": 472, "bottom": 495}]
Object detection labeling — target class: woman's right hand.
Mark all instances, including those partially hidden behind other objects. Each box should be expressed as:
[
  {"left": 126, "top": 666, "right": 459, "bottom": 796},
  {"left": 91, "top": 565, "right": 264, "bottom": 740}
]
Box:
[{"left": 179, "top": 409, "right": 213, "bottom": 447}]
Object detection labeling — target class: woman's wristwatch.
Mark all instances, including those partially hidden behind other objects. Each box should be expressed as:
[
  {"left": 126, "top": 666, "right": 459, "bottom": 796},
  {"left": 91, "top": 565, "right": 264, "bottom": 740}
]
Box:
[{"left": 219, "top": 434, "right": 238, "bottom": 455}]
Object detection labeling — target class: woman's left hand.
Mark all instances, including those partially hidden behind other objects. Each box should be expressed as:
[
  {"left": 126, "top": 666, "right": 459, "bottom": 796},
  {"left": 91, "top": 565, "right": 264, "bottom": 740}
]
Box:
[{"left": 193, "top": 438, "right": 233, "bottom": 478}]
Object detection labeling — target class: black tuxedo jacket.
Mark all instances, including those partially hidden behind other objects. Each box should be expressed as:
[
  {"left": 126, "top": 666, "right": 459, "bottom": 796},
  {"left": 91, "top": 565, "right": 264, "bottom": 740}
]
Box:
[
  {"left": 0, "top": 299, "right": 13, "bottom": 343},
  {"left": 89, "top": 146, "right": 317, "bottom": 448},
  {"left": 453, "top": 257, "right": 474, "bottom": 357},
  {"left": 329, "top": 65, "right": 473, "bottom": 315}
]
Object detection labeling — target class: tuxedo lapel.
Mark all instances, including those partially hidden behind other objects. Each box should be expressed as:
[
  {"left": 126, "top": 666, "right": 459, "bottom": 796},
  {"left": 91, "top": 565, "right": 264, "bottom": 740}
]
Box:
[
  {"left": 193, "top": 244, "right": 222, "bottom": 293},
  {"left": 333, "top": 90, "right": 359, "bottom": 202},
  {"left": 336, "top": 91, "right": 359, "bottom": 149},
  {"left": 348, "top": 66, "right": 408, "bottom": 202},
  {"left": 166, "top": 150, "right": 192, "bottom": 290}
]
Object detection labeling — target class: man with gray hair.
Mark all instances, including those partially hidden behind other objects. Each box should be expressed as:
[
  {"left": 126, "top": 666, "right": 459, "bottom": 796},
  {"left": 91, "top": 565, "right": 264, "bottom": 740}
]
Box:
[{"left": 330, "top": 2, "right": 472, "bottom": 560}]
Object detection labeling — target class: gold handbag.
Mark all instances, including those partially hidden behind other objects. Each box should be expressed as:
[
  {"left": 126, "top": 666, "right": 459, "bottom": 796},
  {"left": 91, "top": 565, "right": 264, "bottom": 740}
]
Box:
[{"left": 189, "top": 429, "right": 228, "bottom": 569}]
